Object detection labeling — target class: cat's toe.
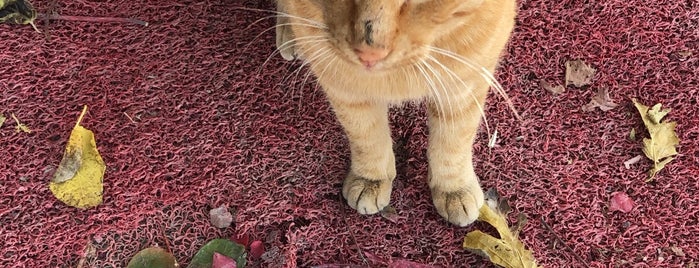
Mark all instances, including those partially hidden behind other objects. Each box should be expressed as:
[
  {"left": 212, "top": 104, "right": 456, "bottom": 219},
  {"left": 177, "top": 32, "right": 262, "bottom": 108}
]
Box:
[
  {"left": 432, "top": 186, "right": 484, "bottom": 227},
  {"left": 342, "top": 172, "right": 392, "bottom": 215}
]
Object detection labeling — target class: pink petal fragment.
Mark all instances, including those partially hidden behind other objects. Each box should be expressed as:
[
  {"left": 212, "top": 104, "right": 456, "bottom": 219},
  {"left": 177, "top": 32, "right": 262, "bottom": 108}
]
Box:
[
  {"left": 212, "top": 252, "right": 237, "bottom": 268},
  {"left": 610, "top": 192, "right": 635, "bottom": 213},
  {"left": 249, "top": 240, "right": 265, "bottom": 259}
]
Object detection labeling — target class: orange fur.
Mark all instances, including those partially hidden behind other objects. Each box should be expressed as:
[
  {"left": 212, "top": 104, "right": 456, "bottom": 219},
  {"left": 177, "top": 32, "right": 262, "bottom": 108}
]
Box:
[{"left": 276, "top": 0, "right": 516, "bottom": 226}]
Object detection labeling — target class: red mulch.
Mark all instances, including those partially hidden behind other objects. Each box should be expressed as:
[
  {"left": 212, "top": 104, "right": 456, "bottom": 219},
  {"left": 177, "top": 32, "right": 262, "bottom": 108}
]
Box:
[{"left": 1, "top": 0, "right": 697, "bottom": 267}]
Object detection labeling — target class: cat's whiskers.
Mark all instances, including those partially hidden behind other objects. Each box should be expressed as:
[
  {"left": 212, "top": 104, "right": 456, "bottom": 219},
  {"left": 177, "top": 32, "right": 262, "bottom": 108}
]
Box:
[
  {"left": 419, "top": 58, "right": 459, "bottom": 134},
  {"left": 256, "top": 35, "right": 328, "bottom": 85},
  {"left": 424, "top": 54, "right": 491, "bottom": 137},
  {"left": 415, "top": 60, "right": 450, "bottom": 130},
  {"left": 262, "top": 35, "right": 328, "bottom": 72},
  {"left": 426, "top": 46, "right": 521, "bottom": 121},
  {"left": 233, "top": 7, "right": 327, "bottom": 29},
  {"left": 281, "top": 46, "right": 332, "bottom": 107}
]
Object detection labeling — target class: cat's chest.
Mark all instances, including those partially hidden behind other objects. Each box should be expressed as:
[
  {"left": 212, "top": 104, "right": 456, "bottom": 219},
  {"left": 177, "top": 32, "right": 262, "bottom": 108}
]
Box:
[{"left": 314, "top": 62, "right": 478, "bottom": 104}]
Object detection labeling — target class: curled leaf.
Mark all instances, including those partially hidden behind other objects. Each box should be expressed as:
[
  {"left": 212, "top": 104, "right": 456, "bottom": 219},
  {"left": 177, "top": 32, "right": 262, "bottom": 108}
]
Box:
[
  {"left": 380, "top": 205, "right": 399, "bottom": 223},
  {"left": 49, "top": 106, "right": 105, "bottom": 209}
]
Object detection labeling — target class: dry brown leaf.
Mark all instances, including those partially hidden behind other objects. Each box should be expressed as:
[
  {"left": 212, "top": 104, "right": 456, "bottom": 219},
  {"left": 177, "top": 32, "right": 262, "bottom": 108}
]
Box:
[
  {"left": 379, "top": 205, "right": 399, "bottom": 223},
  {"left": 632, "top": 99, "right": 680, "bottom": 181},
  {"left": 565, "top": 60, "right": 596, "bottom": 87},
  {"left": 583, "top": 87, "right": 618, "bottom": 112},
  {"left": 539, "top": 80, "right": 565, "bottom": 95}
]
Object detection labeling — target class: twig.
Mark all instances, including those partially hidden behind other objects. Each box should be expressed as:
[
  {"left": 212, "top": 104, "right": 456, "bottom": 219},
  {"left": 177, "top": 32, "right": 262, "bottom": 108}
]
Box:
[
  {"left": 338, "top": 194, "right": 369, "bottom": 265},
  {"left": 37, "top": 13, "right": 148, "bottom": 26},
  {"left": 123, "top": 112, "right": 137, "bottom": 123},
  {"left": 159, "top": 220, "right": 179, "bottom": 267},
  {"left": 540, "top": 217, "right": 587, "bottom": 266}
]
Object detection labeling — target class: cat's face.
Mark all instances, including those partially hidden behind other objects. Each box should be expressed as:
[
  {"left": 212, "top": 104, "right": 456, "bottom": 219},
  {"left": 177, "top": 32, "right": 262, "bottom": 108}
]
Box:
[{"left": 280, "top": 0, "right": 487, "bottom": 72}]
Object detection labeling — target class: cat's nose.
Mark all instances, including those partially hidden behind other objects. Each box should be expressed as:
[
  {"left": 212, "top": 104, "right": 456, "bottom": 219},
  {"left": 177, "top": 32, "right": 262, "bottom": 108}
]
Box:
[{"left": 353, "top": 45, "right": 390, "bottom": 68}]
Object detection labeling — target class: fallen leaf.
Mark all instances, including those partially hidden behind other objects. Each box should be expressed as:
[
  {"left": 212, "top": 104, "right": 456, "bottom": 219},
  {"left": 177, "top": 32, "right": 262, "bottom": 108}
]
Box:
[
  {"left": 583, "top": 87, "right": 618, "bottom": 112},
  {"left": 609, "top": 192, "right": 634, "bottom": 213},
  {"left": 11, "top": 113, "right": 31, "bottom": 133},
  {"left": 212, "top": 252, "right": 237, "bottom": 268},
  {"left": 623, "top": 155, "right": 643, "bottom": 169},
  {"left": 669, "top": 246, "right": 685, "bottom": 257},
  {"left": 632, "top": 99, "right": 680, "bottom": 181},
  {"left": 565, "top": 59, "right": 596, "bottom": 87},
  {"left": 249, "top": 240, "right": 264, "bottom": 259},
  {"left": 209, "top": 205, "right": 234, "bottom": 228},
  {"left": 380, "top": 205, "right": 399, "bottom": 223},
  {"left": 464, "top": 190, "right": 538, "bottom": 268},
  {"left": 188, "top": 239, "right": 247, "bottom": 268},
  {"left": 126, "top": 247, "right": 178, "bottom": 268},
  {"left": 0, "top": 113, "right": 5, "bottom": 128},
  {"left": 0, "top": 0, "right": 37, "bottom": 29},
  {"left": 674, "top": 50, "right": 692, "bottom": 61},
  {"left": 49, "top": 106, "right": 105, "bottom": 209},
  {"left": 484, "top": 188, "right": 511, "bottom": 216},
  {"left": 539, "top": 80, "right": 565, "bottom": 95},
  {"left": 629, "top": 128, "right": 636, "bottom": 141}
]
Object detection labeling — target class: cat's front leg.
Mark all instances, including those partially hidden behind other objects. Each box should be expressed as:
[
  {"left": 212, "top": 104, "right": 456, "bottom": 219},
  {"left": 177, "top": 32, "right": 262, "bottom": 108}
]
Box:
[
  {"left": 328, "top": 97, "right": 396, "bottom": 215},
  {"left": 427, "top": 96, "right": 486, "bottom": 227}
]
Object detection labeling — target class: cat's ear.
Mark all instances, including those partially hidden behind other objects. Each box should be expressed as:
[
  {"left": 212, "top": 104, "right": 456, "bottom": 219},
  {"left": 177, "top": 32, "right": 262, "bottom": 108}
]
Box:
[{"left": 276, "top": 1, "right": 297, "bottom": 61}]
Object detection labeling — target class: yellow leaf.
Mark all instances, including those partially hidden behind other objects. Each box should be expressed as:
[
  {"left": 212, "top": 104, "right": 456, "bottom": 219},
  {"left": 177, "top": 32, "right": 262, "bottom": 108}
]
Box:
[
  {"left": 49, "top": 106, "right": 105, "bottom": 209},
  {"left": 632, "top": 99, "right": 680, "bottom": 181},
  {"left": 0, "top": 114, "right": 5, "bottom": 128},
  {"left": 11, "top": 113, "right": 31, "bottom": 133},
  {"left": 463, "top": 205, "right": 539, "bottom": 268}
]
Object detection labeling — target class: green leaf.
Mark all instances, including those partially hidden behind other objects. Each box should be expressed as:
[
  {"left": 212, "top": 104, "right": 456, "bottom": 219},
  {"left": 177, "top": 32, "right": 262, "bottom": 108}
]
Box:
[
  {"left": 126, "top": 247, "right": 178, "bottom": 268},
  {"left": 188, "top": 239, "right": 247, "bottom": 268}
]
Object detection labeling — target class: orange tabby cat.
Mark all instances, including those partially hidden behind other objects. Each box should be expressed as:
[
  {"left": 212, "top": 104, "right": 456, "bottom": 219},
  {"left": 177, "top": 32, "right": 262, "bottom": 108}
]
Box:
[{"left": 274, "top": 0, "right": 516, "bottom": 226}]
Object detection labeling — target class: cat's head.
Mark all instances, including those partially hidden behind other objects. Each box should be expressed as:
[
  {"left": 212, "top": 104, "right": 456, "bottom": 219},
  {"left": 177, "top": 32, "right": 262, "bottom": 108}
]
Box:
[{"left": 278, "top": 0, "right": 490, "bottom": 72}]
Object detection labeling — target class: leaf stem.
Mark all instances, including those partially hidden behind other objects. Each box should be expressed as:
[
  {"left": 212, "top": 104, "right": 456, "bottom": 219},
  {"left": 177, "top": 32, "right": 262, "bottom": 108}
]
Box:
[{"left": 76, "top": 105, "right": 88, "bottom": 128}]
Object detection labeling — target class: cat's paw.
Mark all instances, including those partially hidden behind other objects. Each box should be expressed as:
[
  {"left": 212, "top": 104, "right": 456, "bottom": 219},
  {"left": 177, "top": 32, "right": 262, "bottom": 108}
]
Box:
[
  {"left": 431, "top": 184, "right": 484, "bottom": 227},
  {"left": 342, "top": 171, "right": 393, "bottom": 215}
]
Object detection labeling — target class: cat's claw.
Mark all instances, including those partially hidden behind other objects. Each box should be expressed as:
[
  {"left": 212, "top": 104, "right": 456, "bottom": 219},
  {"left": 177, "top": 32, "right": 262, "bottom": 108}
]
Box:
[
  {"left": 342, "top": 172, "right": 392, "bottom": 215},
  {"left": 431, "top": 186, "right": 484, "bottom": 227}
]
